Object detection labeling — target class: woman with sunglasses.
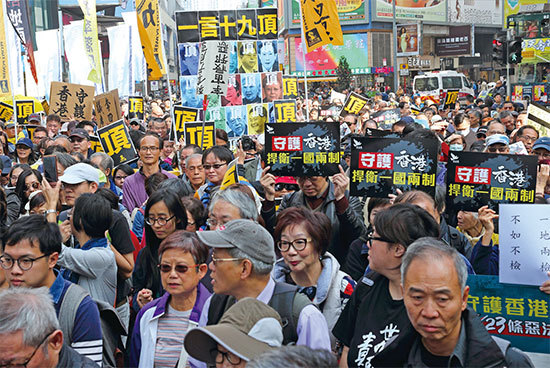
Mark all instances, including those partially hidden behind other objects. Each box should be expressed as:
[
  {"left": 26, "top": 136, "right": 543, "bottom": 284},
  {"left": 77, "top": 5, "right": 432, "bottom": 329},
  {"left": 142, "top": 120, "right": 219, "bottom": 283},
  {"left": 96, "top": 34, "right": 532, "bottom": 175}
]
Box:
[
  {"left": 132, "top": 189, "right": 188, "bottom": 312},
  {"left": 15, "top": 169, "right": 42, "bottom": 216},
  {"left": 129, "top": 231, "right": 210, "bottom": 368},
  {"left": 333, "top": 204, "right": 440, "bottom": 368},
  {"left": 196, "top": 146, "right": 233, "bottom": 209},
  {"left": 272, "top": 207, "right": 355, "bottom": 351}
]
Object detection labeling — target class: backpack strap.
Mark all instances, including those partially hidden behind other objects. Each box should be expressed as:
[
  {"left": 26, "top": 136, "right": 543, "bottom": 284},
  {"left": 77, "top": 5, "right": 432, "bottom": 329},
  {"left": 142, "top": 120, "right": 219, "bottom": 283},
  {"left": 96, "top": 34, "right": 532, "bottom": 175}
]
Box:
[
  {"left": 207, "top": 294, "right": 237, "bottom": 325},
  {"left": 58, "top": 283, "right": 89, "bottom": 344}
]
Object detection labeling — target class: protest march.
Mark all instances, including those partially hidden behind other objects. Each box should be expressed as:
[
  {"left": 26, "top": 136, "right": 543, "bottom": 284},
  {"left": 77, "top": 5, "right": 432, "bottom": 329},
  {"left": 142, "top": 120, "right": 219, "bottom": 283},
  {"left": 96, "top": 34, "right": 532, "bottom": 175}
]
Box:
[{"left": 0, "top": 1, "right": 550, "bottom": 368}]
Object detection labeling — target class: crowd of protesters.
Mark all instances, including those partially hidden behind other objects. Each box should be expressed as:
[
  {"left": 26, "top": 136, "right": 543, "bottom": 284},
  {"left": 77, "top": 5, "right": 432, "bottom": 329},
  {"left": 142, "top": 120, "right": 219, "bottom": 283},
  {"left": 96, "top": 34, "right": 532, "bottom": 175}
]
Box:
[{"left": 0, "top": 82, "right": 548, "bottom": 368}]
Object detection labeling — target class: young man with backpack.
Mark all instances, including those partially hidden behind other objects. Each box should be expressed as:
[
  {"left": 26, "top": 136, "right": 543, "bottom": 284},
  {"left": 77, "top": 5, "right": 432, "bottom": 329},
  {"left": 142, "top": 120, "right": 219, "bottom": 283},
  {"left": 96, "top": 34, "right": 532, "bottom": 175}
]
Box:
[{"left": 196, "top": 219, "right": 331, "bottom": 350}]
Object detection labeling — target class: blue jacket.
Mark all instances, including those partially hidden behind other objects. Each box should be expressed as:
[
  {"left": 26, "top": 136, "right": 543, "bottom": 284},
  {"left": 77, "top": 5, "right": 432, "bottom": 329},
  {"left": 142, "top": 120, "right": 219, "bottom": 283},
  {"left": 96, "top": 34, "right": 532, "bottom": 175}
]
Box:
[{"left": 470, "top": 239, "right": 499, "bottom": 275}]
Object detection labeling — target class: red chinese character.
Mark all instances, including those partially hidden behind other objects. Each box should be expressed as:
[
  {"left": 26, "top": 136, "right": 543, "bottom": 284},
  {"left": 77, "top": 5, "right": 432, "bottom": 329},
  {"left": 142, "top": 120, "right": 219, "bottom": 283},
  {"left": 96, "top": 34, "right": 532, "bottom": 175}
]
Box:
[
  {"left": 359, "top": 152, "right": 376, "bottom": 169},
  {"left": 456, "top": 166, "right": 473, "bottom": 183},
  {"left": 272, "top": 137, "right": 287, "bottom": 151},
  {"left": 376, "top": 153, "right": 394, "bottom": 170},
  {"left": 473, "top": 168, "right": 491, "bottom": 184},
  {"left": 287, "top": 136, "right": 303, "bottom": 151}
]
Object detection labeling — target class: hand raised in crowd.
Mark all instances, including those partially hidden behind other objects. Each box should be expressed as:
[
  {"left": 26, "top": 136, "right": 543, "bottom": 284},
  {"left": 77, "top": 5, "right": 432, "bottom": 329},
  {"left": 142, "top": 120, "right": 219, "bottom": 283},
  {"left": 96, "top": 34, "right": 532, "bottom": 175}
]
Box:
[
  {"left": 59, "top": 219, "right": 72, "bottom": 244},
  {"left": 260, "top": 166, "right": 276, "bottom": 202},
  {"left": 236, "top": 141, "right": 246, "bottom": 165},
  {"left": 540, "top": 272, "right": 550, "bottom": 295},
  {"left": 137, "top": 288, "right": 153, "bottom": 308},
  {"left": 478, "top": 205, "right": 499, "bottom": 246},
  {"left": 332, "top": 165, "right": 349, "bottom": 201},
  {"left": 41, "top": 178, "right": 60, "bottom": 224},
  {"left": 388, "top": 188, "right": 404, "bottom": 204},
  {"left": 536, "top": 164, "right": 550, "bottom": 195}
]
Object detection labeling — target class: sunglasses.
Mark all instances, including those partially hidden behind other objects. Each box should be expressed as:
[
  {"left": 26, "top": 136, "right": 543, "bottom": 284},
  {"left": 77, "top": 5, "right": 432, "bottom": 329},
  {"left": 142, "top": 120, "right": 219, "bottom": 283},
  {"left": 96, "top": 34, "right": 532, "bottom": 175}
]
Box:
[
  {"left": 487, "top": 146, "right": 508, "bottom": 153},
  {"left": 274, "top": 183, "right": 299, "bottom": 192},
  {"left": 25, "top": 182, "right": 40, "bottom": 191},
  {"left": 203, "top": 163, "right": 227, "bottom": 170},
  {"left": 158, "top": 264, "right": 199, "bottom": 274}
]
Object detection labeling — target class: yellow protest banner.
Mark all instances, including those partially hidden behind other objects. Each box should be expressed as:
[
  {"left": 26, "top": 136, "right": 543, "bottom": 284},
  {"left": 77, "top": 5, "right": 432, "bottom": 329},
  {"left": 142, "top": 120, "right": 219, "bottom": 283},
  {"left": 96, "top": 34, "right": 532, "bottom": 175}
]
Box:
[
  {"left": 136, "top": 0, "right": 165, "bottom": 80},
  {"left": 300, "top": 0, "right": 344, "bottom": 53},
  {"left": 78, "top": 0, "right": 102, "bottom": 84},
  {"left": 220, "top": 158, "right": 239, "bottom": 190},
  {"left": 0, "top": 101, "right": 13, "bottom": 121},
  {"left": 0, "top": 0, "right": 11, "bottom": 97}
]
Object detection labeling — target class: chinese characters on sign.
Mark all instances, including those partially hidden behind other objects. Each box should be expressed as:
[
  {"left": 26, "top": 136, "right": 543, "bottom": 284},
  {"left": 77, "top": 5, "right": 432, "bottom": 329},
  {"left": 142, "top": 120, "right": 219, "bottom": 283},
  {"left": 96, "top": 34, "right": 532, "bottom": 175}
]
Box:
[
  {"left": 349, "top": 137, "right": 438, "bottom": 198},
  {"left": 196, "top": 41, "right": 230, "bottom": 95},
  {"left": 265, "top": 122, "right": 340, "bottom": 177},
  {"left": 340, "top": 92, "right": 368, "bottom": 117},
  {"left": 128, "top": 96, "right": 144, "bottom": 121},
  {"left": 94, "top": 89, "right": 121, "bottom": 128},
  {"left": 446, "top": 152, "right": 538, "bottom": 212},
  {"left": 499, "top": 204, "right": 550, "bottom": 287},
  {"left": 282, "top": 76, "right": 298, "bottom": 99},
  {"left": 300, "top": 0, "right": 344, "bottom": 53},
  {"left": 49, "top": 82, "right": 95, "bottom": 121},
  {"left": 370, "top": 109, "right": 401, "bottom": 130},
  {"left": 443, "top": 89, "right": 459, "bottom": 109},
  {"left": 0, "top": 102, "right": 13, "bottom": 121},
  {"left": 97, "top": 120, "right": 137, "bottom": 166},
  {"left": 273, "top": 99, "right": 297, "bottom": 122},
  {"left": 184, "top": 122, "right": 215, "bottom": 150},
  {"left": 173, "top": 105, "right": 199, "bottom": 142},
  {"left": 14, "top": 100, "right": 35, "bottom": 125}
]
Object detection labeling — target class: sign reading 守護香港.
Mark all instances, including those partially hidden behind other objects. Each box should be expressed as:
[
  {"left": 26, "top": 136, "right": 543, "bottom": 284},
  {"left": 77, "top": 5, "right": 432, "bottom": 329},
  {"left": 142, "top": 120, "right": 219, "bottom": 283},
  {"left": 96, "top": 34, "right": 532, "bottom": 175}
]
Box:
[
  {"left": 264, "top": 122, "right": 340, "bottom": 177},
  {"left": 445, "top": 151, "right": 538, "bottom": 212},
  {"left": 349, "top": 137, "right": 439, "bottom": 198}
]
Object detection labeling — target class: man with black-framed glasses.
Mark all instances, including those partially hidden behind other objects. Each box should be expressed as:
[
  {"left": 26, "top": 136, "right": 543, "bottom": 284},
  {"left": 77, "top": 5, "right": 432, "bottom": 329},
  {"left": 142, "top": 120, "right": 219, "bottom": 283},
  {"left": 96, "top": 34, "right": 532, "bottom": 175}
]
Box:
[
  {"left": 1, "top": 215, "right": 102, "bottom": 365},
  {"left": 0, "top": 287, "right": 98, "bottom": 367}
]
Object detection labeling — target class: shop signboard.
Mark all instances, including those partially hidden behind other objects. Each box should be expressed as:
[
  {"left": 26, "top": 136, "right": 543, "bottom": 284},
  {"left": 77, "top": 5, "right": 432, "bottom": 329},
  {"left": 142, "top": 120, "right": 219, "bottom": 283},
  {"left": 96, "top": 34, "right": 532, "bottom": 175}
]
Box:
[
  {"left": 291, "top": 0, "right": 366, "bottom": 23},
  {"left": 374, "top": 0, "right": 447, "bottom": 23}
]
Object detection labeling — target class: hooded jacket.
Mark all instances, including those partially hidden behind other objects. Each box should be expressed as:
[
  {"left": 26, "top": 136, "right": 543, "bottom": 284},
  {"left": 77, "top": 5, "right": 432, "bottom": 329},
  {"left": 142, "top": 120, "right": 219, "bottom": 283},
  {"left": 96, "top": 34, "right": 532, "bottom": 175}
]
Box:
[
  {"left": 371, "top": 307, "right": 533, "bottom": 367},
  {"left": 271, "top": 252, "right": 355, "bottom": 348}
]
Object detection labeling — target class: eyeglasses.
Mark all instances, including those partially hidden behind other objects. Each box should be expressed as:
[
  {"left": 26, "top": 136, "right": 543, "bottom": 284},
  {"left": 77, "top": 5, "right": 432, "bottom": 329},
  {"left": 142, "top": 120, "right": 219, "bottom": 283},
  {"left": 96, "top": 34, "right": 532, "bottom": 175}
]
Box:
[
  {"left": 25, "top": 182, "right": 40, "bottom": 192},
  {"left": 518, "top": 135, "right": 538, "bottom": 142},
  {"left": 277, "top": 238, "right": 309, "bottom": 252},
  {"left": 487, "top": 146, "right": 509, "bottom": 153},
  {"left": 535, "top": 150, "right": 550, "bottom": 159},
  {"left": 203, "top": 163, "right": 227, "bottom": 170},
  {"left": 158, "top": 263, "right": 199, "bottom": 274},
  {"left": 140, "top": 146, "right": 160, "bottom": 152},
  {"left": 16, "top": 145, "right": 31, "bottom": 150},
  {"left": 145, "top": 215, "right": 175, "bottom": 226},
  {"left": 366, "top": 235, "right": 392, "bottom": 247},
  {"left": 274, "top": 183, "right": 300, "bottom": 192},
  {"left": 70, "top": 137, "right": 85, "bottom": 143},
  {"left": 0, "top": 254, "right": 50, "bottom": 271},
  {"left": 114, "top": 175, "right": 127, "bottom": 180},
  {"left": 206, "top": 218, "right": 223, "bottom": 228},
  {"left": 210, "top": 348, "right": 242, "bottom": 365},
  {"left": 187, "top": 220, "right": 196, "bottom": 227},
  {"left": 211, "top": 256, "right": 243, "bottom": 266},
  {"left": 0, "top": 330, "right": 54, "bottom": 367}
]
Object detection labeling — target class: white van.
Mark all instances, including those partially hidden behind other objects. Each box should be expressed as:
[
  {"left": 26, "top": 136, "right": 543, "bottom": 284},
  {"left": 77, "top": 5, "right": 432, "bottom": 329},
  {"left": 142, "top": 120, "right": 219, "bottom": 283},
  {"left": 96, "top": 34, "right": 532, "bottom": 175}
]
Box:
[{"left": 413, "top": 71, "right": 475, "bottom": 104}]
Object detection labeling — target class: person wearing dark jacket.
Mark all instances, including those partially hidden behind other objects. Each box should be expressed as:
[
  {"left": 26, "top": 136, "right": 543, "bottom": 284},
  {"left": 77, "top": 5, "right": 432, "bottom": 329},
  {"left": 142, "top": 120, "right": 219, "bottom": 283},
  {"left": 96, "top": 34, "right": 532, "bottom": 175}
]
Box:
[
  {"left": 260, "top": 166, "right": 367, "bottom": 265},
  {"left": 372, "top": 237, "right": 533, "bottom": 368}
]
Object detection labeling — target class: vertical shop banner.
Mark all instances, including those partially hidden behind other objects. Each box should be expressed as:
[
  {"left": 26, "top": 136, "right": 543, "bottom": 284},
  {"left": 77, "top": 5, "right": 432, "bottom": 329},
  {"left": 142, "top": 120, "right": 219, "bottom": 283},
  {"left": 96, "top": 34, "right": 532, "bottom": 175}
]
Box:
[
  {"left": 127, "top": 96, "right": 144, "bottom": 120},
  {"left": 273, "top": 99, "right": 297, "bottom": 122},
  {"left": 49, "top": 82, "right": 95, "bottom": 121},
  {"left": 14, "top": 100, "right": 34, "bottom": 125},
  {"left": 466, "top": 275, "right": 549, "bottom": 354},
  {"left": 196, "top": 41, "right": 230, "bottom": 95},
  {"left": 98, "top": 120, "right": 137, "bottom": 166},
  {"left": 265, "top": 122, "right": 340, "bottom": 176},
  {"left": 184, "top": 122, "right": 215, "bottom": 149},
  {"left": 526, "top": 102, "right": 550, "bottom": 137},
  {"left": 349, "top": 137, "right": 438, "bottom": 198},
  {"left": 374, "top": 0, "right": 447, "bottom": 22},
  {"left": 498, "top": 204, "right": 550, "bottom": 287},
  {"left": 0, "top": 0, "right": 11, "bottom": 97},
  {"left": 173, "top": 105, "right": 199, "bottom": 141},
  {"left": 300, "top": 0, "right": 344, "bottom": 53},
  {"left": 445, "top": 151, "right": 538, "bottom": 212},
  {"left": 136, "top": 0, "right": 165, "bottom": 80},
  {"left": 340, "top": 92, "right": 369, "bottom": 117},
  {"left": 396, "top": 24, "right": 420, "bottom": 57},
  {"left": 94, "top": 90, "right": 121, "bottom": 128},
  {"left": 77, "top": 0, "right": 102, "bottom": 83},
  {"left": 0, "top": 101, "right": 13, "bottom": 121},
  {"left": 370, "top": 109, "right": 401, "bottom": 130}
]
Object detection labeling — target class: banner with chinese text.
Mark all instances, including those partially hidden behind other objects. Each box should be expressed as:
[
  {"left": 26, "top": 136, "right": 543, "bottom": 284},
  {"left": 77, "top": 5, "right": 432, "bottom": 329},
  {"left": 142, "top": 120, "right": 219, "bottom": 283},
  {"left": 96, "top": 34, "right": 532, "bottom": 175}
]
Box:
[
  {"left": 526, "top": 102, "right": 550, "bottom": 137},
  {"left": 349, "top": 137, "right": 438, "bottom": 198},
  {"left": 184, "top": 121, "right": 215, "bottom": 150},
  {"left": 136, "top": 0, "right": 165, "bottom": 79},
  {"left": 443, "top": 89, "right": 460, "bottom": 109},
  {"left": 49, "top": 82, "right": 95, "bottom": 121},
  {"left": 0, "top": 101, "right": 13, "bottom": 121},
  {"left": 370, "top": 109, "right": 401, "bottom": 130},
  {"left": 78, "top": 0, "right": 102, "bottom": 83},
  {"left": 300, "top": 0, "right": 344, "bottom": 53},
  {"left": 196, "top": 41, "right": 230, "bottom": 95},
  {"left": 94, "top": 90, "right": 121, "bottom": 128},
  {"left": 265, "top": 122, "right": 340, "bottom": 176},
  {"left": 340, "top": 92, "right": 368, "bottom": 117},
  {"left": 445, "top": 151, "right": 538, "bottom": 212},
  {"left": 173, "top": 105, "right": 199, "bottom": 142},
  {"left": 97, "top": 120, "right": 137, "bottom": 166},
  {"left": 273, "top": 99, "right": 297, "bottom": 122},
  {"left": 127, "top": 96, "right": 144, "bottom": 120},
  {"left": 14, "top": 100, "right": 35, "bottom": 125},
  {"left": 0, "top": 0, "right": 11, "bottom": 97},
  {"left": 89, "top": 135, "right": 104, "bottom": 153}
]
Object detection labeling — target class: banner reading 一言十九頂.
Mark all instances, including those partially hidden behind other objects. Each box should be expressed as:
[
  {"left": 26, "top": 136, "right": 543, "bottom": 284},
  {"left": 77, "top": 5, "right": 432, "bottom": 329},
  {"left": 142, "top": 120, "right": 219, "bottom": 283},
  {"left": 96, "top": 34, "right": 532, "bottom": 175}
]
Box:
[{"left": 466, "top": 275, "right": 549, "bottom": 354}]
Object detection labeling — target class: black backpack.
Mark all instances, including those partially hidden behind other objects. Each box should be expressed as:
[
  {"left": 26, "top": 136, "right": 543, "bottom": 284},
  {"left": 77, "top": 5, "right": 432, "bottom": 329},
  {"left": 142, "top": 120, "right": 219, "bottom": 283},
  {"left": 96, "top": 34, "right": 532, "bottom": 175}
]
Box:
[{"left": 207, "top": 282, "right": 313, "bottom": 345}]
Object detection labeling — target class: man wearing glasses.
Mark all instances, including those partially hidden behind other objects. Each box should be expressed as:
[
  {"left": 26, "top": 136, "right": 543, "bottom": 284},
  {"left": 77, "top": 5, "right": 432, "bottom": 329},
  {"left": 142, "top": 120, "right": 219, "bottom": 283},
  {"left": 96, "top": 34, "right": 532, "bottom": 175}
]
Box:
[
  {"left": 484, "top": 134, "right": 510, "bottom": 154},
  {"left": 122, "top": 133, "right": 176, "bottom": 213},
  {"left": 0, "top": 215, "right": 102, "bottom": 365},
  {"left": 0, "top": 287, "right": 98, "bottom": 367}
]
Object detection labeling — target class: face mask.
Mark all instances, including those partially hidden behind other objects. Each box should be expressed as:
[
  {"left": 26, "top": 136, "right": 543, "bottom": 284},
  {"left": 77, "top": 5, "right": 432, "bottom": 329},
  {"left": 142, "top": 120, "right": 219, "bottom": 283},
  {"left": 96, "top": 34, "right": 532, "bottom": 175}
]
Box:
[
  {"left": 458, "top": 128, "right": 470, "bottom": 136},
  {"left": 450, "top": 144, "right": 464, "bottom": 151}
]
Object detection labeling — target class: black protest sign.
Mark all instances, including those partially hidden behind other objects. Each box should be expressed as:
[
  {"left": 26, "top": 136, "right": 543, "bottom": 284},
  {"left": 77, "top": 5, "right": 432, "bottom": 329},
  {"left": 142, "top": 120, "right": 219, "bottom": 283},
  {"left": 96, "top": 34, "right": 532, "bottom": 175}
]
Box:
[
  {"left": 282, "top": 76, "right": 298, "bottom": 99},
  {"left": 445, "top": 151, "right": 538, "bottom": 212},
  {"left": 443, "top": 89, "right": 459, "bottom": 109},
  {"left": 98, "top": 120, "right": 137, "bottom": 166},
  {"left": 89, "top": 135, "right": 104, "bottom": 153},
  {"left": 0, "top": 101, "right": 13, "bottom": 121},
  {"left": 14, "top": 100, "right": 35, "bottom": 125},
  {"left": 176, "top": 11, "right": 200, "bottom": 43},
  {"left": 363, "top": 128, "right": 399, "bottom": 138},
  {"left": 370, "top": 108, "right": 401, "bottom": 130},
  {"left": 184, "top": 122, "right": 215, "bottom": 149},
  {"left": 173, "top": 105, "right": 199, "bottom": 141},
  {"left": 265, "top": 122, "right": 340, "bottom": 177},
  {"left": 25, "top": 125, "right": 40, "bottom": 141},
  {"left": 349, "top": 137, "right": 439, "bottom": 198},
  {"left": 340, "top": 92, "right": 368, "bottom": 117},
  {"left": 128, "top": 96, "right": 144, "bottom": 120},
  {"left": 273, "top": 100, "right": 297, "bottom": 122}
]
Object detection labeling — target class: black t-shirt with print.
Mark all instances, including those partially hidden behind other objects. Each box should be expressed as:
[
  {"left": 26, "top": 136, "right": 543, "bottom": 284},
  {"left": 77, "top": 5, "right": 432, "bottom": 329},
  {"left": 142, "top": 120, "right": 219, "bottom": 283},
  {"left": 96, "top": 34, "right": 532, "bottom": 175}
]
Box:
[{"left": 332, "top": 275, "right": 409, "bottom": 368}]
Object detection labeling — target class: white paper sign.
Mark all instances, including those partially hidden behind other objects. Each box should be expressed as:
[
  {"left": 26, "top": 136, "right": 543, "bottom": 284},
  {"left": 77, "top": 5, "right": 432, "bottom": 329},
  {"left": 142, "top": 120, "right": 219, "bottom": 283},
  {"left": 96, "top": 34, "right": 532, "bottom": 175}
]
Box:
[
  {"left": 196, "top": 41, "right": 230, "bottom": 96},
  {"left": 499, "top": 204, "right": 550, "bottom": 286}
]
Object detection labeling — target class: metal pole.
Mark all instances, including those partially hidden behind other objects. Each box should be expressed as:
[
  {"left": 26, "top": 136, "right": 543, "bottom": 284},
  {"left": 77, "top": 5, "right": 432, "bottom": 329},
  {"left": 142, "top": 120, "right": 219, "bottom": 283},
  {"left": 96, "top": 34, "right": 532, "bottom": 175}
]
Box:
[
  {"left": 298, "top": 0, "right": 310, "bottom": 120},
  {"left": 3, "top": 0, "right": 18, "bottom": 141},
  {"left": 392, "top": 0, "right": 398, "bottom": 92},
  {"left": 58, "top": 9, "right": 64, "bottom": 81},
  {"left": 506, "top": 28, "right": 511, "bottom": 98}
]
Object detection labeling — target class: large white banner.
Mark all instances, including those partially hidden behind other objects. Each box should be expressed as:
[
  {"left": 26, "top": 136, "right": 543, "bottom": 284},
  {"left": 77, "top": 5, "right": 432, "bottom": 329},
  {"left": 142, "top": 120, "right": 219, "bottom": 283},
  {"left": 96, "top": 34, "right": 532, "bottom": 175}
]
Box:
[
  {"left": 25, "top": 29, "right": 61, "bottom": 100},
  {"left": 121, "top": 12, "right": 146, "bottom": 96},
  {"left": 448, "top": 0, "right": 503, "bottom": 26},
  {"left": 107, "top": 25, "right": 131, "bottom": 97},
  {"left": 6, "top": 15, "right": 24, "bottom": 96}
]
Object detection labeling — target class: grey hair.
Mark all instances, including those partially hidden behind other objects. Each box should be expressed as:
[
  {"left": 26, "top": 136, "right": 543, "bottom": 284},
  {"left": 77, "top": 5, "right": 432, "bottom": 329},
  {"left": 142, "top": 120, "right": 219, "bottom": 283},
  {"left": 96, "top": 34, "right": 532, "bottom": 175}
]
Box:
[
  {"left": 247, "top": 345, "right": 337, "bottom": 368},
  {"left": 498, "top": 110, "right": 513, "bottom": 121},
  {"left": 401, "top": 237, "right": 468, "bottom": 292},
  {"left": 185, "top": 153, "right": 202, "bottom": 168},
  {"left": 210, "top": 188, "right": 259, "bottom": 221},
  {"left": 0, "top": 287, "right": 59, "bottom": 347},
  {"left": 90, "top": 152, "right": 114, "bottom": 173},
  {"left": 228, "top": 247, "right": 273, "bottom": 275},
  {"left": 53, "top": 152, "right": 78, "bottom": 169}
]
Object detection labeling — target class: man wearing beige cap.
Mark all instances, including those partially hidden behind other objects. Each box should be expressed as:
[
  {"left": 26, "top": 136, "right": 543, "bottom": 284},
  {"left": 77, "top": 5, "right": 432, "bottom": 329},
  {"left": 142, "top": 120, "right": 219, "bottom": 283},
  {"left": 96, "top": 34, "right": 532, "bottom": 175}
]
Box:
[
  {"left": 196, "top": 219, "right": 331, "bottom": 351},
  {"left": 185, "top": 298, "right": 283, "bottom": 367}
]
